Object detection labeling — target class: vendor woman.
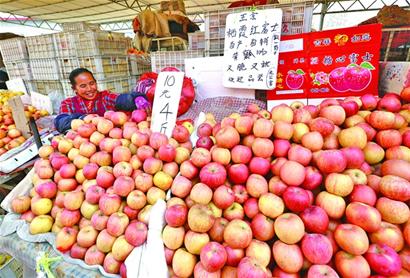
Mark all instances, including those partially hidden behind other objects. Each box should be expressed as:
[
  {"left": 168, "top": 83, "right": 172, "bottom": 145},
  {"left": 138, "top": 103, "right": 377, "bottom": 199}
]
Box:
[{"left": 54, "top": 68, "right": 149, "bottom": 133}]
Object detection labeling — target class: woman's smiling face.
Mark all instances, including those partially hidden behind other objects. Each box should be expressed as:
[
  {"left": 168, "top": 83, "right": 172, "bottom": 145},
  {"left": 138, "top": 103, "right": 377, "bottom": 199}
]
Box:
[{"left": 73, "top": 72, "right": 98, "bottom": 100}]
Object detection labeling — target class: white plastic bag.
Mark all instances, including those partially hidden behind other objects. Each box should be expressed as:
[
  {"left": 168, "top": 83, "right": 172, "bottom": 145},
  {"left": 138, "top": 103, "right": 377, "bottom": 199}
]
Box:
[{"left": 125, "top": 199, "right": 168, "bottom": 278}]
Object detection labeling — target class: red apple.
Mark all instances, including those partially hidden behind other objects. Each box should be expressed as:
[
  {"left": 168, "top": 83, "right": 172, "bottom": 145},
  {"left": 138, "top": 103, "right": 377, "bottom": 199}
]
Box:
[
  {"left": 124, "top": 220, "right": 147, "bottom": 247},
  {"left": 200, "top": 242, "right": 227, "bottom": 272},
  {"left": 300, "top": 206, "right": 329, "bottom": 234},
  {"left": 334, "top": 224, "right": 369, "bottom": 255},
  {"left": 213, "top": 185, "right": 235, "bottom": 210},
  {"left": 283, "top": 187, "right": 310, "bottom": 213},
  {"left": 301, "top": 233, "right": 333, "bottom": 264},
  {"left": 231, "top": 145, "right": 252, "bottom": 164},
  {"left": 237, "top": 257, "right": 270, "bottom": 278},
  {"left": 250, "top": 213, "right": 274, "bottom": 241},
  {"left": 228, "top": 164, "right": 249, "bottom": 184},
  {"left": 223, "top": 219, "right": 252, "bottom": 249},
  {"left": 199, "top": 162, "right": 227, "bottom": 190},
  {"left": 248, "top": 157, "right": 270, "bottom": 176},
  {"left": 365, "top": 244, "right": 401, "bottom": 276},
  {"left": 302, "top": 166, "right": 323, "bottom": 190},
  {"left": 232, "top": 185, "right": 249, "bottom": 204},
  {"left": 165, "top": 204, "right": 188, "bottom": 227}
]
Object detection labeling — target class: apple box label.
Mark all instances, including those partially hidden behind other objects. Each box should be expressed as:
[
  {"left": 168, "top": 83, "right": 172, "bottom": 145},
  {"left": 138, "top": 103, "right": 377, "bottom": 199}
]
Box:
[
  {"left": 150, "top": 72, "right": 184, "bottom": 138},
  {"left": 223, "top": 9, "right": 283, "bottom": 90}
]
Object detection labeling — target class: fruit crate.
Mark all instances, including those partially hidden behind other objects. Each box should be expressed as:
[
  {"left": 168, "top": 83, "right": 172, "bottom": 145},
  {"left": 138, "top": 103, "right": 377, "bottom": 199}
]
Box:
[
  {"left": 98, "top": 77, "right": 132, "bottom": 94},
  {"left": 128, "top": 54, "right": 151, "bottom": 76},
  {"left": 0, "top": 38, "right": 29, "bottom": 62},
  {"left": 61, "top": 80, "right": 75, "bottom": 97},
  {"left": 151, "top": 50, "right": 204, "bottom": 72},
  {"left": 30, "top": 58, "right": 60, "bottom": 80},
  {"left": 71, "top": 31, "right": 131, "bottom": 57},
  {"left": 57, "top": 55, "right": 129, "bottom": 80},
  {"left": 380, "top": 27, "right": 410, "bottom": 62},
  {"left": 53, "top": 32, "right": 78, "bottom": 58},
  {"left": 188, "top": 31, "right": 205, "bottom": 50},
  {"left": 25, "top": 34, "right": 56, "bottom": 59},
  {"left": 0, "top": 257, "right": 23, "bottom": 278},
  {"left": 25, "top": 80, "right": 63, "bottom": 95},
  {"left": 4, "top": 59, "right": 32, "bottom": 80},
  {"left": 61, "top": 22, "right": 101, "bottom": 32},
  {"left": 204, "top": 1, "right": 314, "bottom": 56}
]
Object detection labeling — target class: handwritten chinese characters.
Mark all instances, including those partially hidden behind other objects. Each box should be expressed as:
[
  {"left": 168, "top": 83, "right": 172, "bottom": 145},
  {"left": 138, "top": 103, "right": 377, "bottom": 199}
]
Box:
[
  {"left": 223, "top": 9, "right": 283, "bottom": 90},
  {"left": 150, "top": 72, "right": 184, "bottom": 138}
]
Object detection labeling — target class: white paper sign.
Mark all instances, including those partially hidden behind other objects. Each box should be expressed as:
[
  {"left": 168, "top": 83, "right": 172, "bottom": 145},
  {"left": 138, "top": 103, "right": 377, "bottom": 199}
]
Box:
[
  {"left": 5, "top": 78, "right": 28, "bottom": 94},
  {"left": 31, "top": 92, "right": 53, "bottom": 114},
  {"left": 223, "top": 9, "right": 283, "bottom": 90},
  {"left": 185, "top": 56, "right": 255, "bottom": 101},
  {"left": 150, "top": 72, "right": 184, "bottom": 138}
]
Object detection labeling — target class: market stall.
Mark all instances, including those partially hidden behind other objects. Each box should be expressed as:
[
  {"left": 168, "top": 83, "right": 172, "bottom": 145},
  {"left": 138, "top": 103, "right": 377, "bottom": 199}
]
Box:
[{"left": 0, "top": 0, "right": 410, "bottom": 277}]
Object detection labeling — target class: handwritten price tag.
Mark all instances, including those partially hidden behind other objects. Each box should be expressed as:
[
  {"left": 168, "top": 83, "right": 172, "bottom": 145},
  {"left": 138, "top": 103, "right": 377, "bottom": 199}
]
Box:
[
  {"left": 150, "top": 72, "right": 184, "bottom": 138},
  {"left": 223, "top": 9, "right": 283, "bottom": 90}
]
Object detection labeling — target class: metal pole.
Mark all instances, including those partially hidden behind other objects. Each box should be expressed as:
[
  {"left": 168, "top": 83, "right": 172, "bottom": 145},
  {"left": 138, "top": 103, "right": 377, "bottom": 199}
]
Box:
[{"left": 319, "top": 1, "right": 329, "bottom": 31}]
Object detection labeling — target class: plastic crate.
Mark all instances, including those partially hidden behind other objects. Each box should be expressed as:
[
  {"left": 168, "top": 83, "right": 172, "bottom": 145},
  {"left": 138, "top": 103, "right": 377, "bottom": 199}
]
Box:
[
  {"left": 4, "top": 60, "right": 32, "bottom": 80},
  {"left": 99, "top": 77, "right": 132, "bottom": 94},
  {"left": 151, "top": 50, "right": 204, "bottom": 72},
  {"left": 61, "top": 22, "right": 100, "bottom": 32},
  {"left": 25, "top": 34, "right": 56, "bottom": 58},
  {"left": 25, "top": 80, "right": 63, "bottom": 95},
  {"left": 128, "top": 55, "right": 151, "bottom": 76},
  {"left": 53, "top": 32, "right": 77, "bottom": 58},
  {"left": 188, "top": 32, "right": 205, "bottom": 50},
  {"left": 30, "top": 58, "right": 60, "bottom": 80},
  {"left": 0, "top": 38, "right": 29, "bottom": 62},
  {"left": 57, "top": 55, "right": 129, "bottom": 80},
  {"left": 0, "top": 257, "right": 23, "bottom": 278},
  {"left": 71, "top": 31, "right": 130, "bottom": 57},
  {"left": 204, "top": 1, "right": 314, "bottom": 56},
  {"left": 380, "top": 27, "right": 410, "bottom": 62},
  {"left": 61, "top": 80, "right": 75, "bottom": 97}
]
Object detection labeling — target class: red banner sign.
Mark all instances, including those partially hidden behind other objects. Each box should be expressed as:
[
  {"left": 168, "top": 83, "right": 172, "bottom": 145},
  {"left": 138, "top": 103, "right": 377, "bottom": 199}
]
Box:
[{"left": 267, "top": 24, "right": 382, "bottom": 101}]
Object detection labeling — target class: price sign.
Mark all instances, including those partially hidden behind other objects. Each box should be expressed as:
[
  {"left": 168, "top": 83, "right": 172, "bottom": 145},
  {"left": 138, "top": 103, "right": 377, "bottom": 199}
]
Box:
[
  {"left": 223, "top": 9, "right": 282, "bottom": 90},
  {"left": 31, "top": 92, "right": 53, "bottom": 115},
  {"left": 150, "top": 72, "right": 184, "bottom": 138}
]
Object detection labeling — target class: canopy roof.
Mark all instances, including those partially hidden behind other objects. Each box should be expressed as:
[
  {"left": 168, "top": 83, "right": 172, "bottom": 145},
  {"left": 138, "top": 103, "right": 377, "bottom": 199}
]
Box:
[{"left": 0, "top": 0, "right": 232, "bottom": 24}]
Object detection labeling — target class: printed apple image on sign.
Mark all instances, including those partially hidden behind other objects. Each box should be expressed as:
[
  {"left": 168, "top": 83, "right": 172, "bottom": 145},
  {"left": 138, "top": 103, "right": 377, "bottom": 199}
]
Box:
[
  {"left": 286, "top": 69, "right": 305, "bottom": 89},
  {"left": 328, "top": 67, "right": 349, "bottom": 92},
  {"left": 329, "top": 62, "right": 375, "bottom": 92}
]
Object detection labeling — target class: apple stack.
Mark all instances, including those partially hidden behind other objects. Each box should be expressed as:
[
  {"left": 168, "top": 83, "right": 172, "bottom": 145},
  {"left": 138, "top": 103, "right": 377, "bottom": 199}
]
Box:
[
  {"left": 0, "top": 103, "right": 50, "bottom": 155},
  {"left": 162, "top": 92, "right": 410, "bottom": 277},
  {"left": 10, "top": 109, "right": 200, "bottom": 276}
]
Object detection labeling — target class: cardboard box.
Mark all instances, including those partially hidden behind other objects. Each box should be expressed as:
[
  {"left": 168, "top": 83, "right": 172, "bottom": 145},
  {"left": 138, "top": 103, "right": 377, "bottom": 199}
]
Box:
[{"left": 379, "top": 61, "right": 410, "bottom": 96}]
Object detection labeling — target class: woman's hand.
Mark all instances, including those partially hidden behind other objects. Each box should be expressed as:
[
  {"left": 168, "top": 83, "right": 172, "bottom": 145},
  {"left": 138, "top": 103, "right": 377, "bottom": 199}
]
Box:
[{"left": 135, "top": 96, "right": 151, "bottom": 114}]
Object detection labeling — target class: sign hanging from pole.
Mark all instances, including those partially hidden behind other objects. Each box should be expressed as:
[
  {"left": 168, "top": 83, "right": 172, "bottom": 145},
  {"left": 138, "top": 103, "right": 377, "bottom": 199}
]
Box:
[{"left": 223, "top": 8, "right": 283, "bottom": 90}]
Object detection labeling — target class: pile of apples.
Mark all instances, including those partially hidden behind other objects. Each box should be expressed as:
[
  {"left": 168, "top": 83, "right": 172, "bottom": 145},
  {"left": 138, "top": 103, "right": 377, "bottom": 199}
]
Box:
[
  {"left": 0, "top": 103, "right": 49, "bottom": 155},
  {"left": 10, "top": 109, "right": 199, "bottom": 276},
  {"left": 162, "top": 92, "right": 410, "bottom": 277},
  {"left": 9, "top": 89, "right": 410, "bottom": 278},
  {"left": 0, "top": 104, "right": 26, "bottom": 155}
]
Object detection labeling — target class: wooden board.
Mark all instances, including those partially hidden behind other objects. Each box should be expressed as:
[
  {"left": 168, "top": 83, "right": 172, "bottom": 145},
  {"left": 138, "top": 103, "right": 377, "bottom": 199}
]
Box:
[{"left": 8, "top": 96, "right": 31, "bottom": 138}]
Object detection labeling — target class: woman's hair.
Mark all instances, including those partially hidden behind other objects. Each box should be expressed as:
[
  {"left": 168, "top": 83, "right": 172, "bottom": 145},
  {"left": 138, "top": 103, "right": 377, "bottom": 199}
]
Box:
[{"left": 69, "top": 68, "right": 95, "bottom": 88}]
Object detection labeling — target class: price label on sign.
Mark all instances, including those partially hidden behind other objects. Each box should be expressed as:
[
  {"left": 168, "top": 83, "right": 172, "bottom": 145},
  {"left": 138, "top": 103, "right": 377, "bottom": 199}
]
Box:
[
  {"left": 151, "top": 72, "right": 184, "bottom": 138},
  {"left": 223, "top": 9, "right": 282, "bottom": 90}
]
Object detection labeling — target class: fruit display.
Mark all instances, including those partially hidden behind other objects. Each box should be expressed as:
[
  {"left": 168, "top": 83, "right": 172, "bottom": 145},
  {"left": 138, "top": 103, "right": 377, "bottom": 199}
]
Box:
[
  {"left": 0, "top": 104, "right": 49, "bottom": 155},
  {"left": 9, "top": 89, "right": 410, "bottom": 277},
  {"left": 11, "top": 110, "right": 199, "bottom": 275},
  {"left": 0, "top": 90, "right": 24, "bottom": 106}
]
